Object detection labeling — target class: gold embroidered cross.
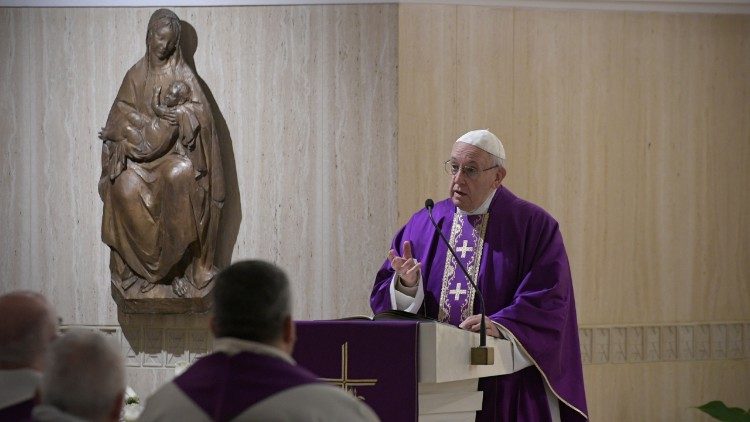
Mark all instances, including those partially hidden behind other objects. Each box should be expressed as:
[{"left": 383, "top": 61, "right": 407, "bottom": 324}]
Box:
[{"left": 319, "top": 342, "right": 377, "bottom": 399}]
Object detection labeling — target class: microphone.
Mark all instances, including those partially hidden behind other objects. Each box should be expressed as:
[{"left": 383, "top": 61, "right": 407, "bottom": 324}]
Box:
[{"left": 424, "top": 199, "right": 494, "bottom": 365}]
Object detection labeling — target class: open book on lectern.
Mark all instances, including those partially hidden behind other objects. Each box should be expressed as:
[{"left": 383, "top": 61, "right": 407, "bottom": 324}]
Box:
[{"left": 339, "top": 309, "right": 437, "bottom": 322}]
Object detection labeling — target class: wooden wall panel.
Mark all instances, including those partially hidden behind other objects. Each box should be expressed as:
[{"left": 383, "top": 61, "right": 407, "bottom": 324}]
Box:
[
  {"left": 585, "top": 360, "right": 750, "bottom": 420},
  {"left": 455, "top": 7, "right": 514, "bottom": 152},
  {"left": 512, "top": 10, "right": 631, "bottom": 325},
  {"left": 397, "top": 4, "right": 457, "bottom": 220},
  {"left": 620, "top": 13, "right": 750, "bottom": 324},
  {"left": 398, "top": 5, "right": 750, "bottom": 421},
  {"left": 398, "top": 6, "right": 750, "bottom": 325}
]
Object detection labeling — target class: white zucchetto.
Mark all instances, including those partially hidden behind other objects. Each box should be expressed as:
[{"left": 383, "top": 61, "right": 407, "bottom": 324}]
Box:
[{"left": 455, "top": 129, "right": 506, "bottom": 160}]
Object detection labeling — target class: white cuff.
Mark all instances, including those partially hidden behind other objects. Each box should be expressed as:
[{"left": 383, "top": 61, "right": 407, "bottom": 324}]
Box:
[
  {"left": 389, "top": 272, "right": 424, "bottom": 313},
  {"left": 495, "top": 324, "right": 533, "bottom": 372}
]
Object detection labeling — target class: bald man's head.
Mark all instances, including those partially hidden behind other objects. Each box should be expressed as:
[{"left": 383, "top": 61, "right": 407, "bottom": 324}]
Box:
[{"left": 0, "top": 291, "right": 58, "bottom": 370}]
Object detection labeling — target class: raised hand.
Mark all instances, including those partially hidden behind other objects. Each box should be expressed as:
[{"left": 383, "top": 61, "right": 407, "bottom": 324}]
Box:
[{"left": 387, "top": 241, "right": 421, "bottom": 287}]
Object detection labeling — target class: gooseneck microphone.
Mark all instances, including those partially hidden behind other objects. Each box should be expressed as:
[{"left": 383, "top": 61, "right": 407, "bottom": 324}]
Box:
[{"left": 425, "top": 199, "right": 494, "bottom": 365}]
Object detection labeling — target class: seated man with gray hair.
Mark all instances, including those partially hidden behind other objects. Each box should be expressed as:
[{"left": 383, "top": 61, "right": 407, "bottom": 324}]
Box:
[
  {"left": 0, "top": 291, "right": 59, "bottom": 420},
  {"left": 32, "top": 330, "right": 125, "bottom": 422},
  {"left": 139, "top": 260, "right": 380, "bottom": 421}
]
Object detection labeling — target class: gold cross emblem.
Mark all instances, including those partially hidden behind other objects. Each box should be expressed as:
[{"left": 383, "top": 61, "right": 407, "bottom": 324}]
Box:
[{"left": 319, "top": 342, "right": 377, "bottom": 400}]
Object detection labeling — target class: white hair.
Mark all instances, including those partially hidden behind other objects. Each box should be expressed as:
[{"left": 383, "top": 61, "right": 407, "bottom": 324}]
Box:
[
  {"left": 493, "top": 154, "right": 506, "bottom": 170},
  {"left": 41, "top": 330, "right": 125, "bottom": 421}
]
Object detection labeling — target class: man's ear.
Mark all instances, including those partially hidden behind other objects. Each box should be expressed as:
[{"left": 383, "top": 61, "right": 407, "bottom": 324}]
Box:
[
  {"left": 209, "top": 316, "right": 218, "bottom": 337},
  {"left": 282, "top": 315, "right": 296, "bottom": 353},
  {"left": 109, "top": 390, "right": 124, "bottom": 422},
  {"left": 493, "top": 166, "right": 507, "bottom": 188}
]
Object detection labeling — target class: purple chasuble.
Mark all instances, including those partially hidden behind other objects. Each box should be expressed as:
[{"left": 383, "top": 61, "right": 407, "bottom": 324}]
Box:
[
  {"left": 0, "top": 398, "right": 34, "bottom": 422},
  {"left": 174, "top": 350, "right": 320, "bottom": 422},
  {"left": 371, "top": 187, "right": 588, "bottom": 421}
]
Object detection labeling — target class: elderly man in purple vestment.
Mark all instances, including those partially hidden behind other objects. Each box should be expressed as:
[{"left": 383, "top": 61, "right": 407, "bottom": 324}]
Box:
[
  {"left": 0, "top": 291, "right": 59, "bottom": 421},
  {"left": 139, "top": 260, "right": 380, "bottom": 422},
  {"left": 371, "top": 129, "right": 588, "bottom": 421}
]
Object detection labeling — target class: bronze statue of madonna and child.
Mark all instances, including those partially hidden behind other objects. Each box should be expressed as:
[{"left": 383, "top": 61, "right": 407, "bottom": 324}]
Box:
[{"left": 99, "top": 9, "right": 225, "bottom": 313}]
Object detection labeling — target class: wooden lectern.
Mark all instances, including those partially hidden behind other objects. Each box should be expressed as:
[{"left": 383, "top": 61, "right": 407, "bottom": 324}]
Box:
[{"left": 294, "top": 320, "right": 518, "bottom": 422}]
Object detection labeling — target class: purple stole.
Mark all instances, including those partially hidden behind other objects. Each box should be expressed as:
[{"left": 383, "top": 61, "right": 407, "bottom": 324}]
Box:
[
  {"left": 438, "top": 213, "right": 489, "bottom": 325},
  {"left": 174, "top": 351, "right": 320, "bottom": 422}
]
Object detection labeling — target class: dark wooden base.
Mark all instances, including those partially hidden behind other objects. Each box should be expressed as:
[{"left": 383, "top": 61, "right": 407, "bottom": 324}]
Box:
[{"left": 111, "top": 280, "right": 213, "bottom": 314}]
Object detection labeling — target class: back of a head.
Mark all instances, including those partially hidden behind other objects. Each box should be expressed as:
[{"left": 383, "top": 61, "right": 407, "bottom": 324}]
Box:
[
  {"left": 212, "top": 260, "right": 291, "bottom": 344},
  {"left": 41, "top": 330, "right": 125, "bottom": 421},
  {"left": 0, "top": 291, "right": 57, "bottom": 368}
]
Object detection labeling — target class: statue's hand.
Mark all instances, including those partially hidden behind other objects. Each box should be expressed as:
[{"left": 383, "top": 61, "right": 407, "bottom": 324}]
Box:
[
  {"left": 99, "top": 126, "right": 114, "bottom": 142},
  {"left": 162, "top": 110, "right": 178, "bottom": 126},
  {"left": 151, "top": 86, "right": 163, "bottom": 116}
]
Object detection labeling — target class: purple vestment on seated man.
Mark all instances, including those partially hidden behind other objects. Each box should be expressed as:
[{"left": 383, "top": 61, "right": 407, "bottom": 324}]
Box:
[
  {"left": 174, "top": 351, "right": 319, "bottom": 421},
  {"left": 371, "top": 186, "right": 588, "bottom": 421},
  {"left": 0, "top": 398, "right": 34, "bottom": 422}
]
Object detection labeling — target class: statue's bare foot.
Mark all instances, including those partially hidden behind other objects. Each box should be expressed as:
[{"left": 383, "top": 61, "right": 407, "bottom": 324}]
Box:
[
  {"left": 121, "top": 275, "right": 140, "bottom": 291},
  {"left": 172, "top": 277, "right": 188, "bottom": 297},
  {"left": 140, "top": 279, "right": 157, "bottom": 293},
  {"left": 187, "top": 265, "right": 220, "bottom": 290}
]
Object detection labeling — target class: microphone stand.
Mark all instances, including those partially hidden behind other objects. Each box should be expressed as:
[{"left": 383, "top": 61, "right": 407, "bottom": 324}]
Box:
[{"left": 425, "top": 199, "right": 494, "bottom": 365}]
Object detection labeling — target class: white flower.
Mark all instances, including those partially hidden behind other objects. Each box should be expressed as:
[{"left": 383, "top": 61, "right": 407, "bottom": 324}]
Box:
[
  {"left": 124, "top": 386, "right": 139, "bottom": 405},
  {"left": 121, "top": 386, "right": 143, "bottom": 422},
  {"left": 123, "top": 403, "right": 143, "bottom": 422}
]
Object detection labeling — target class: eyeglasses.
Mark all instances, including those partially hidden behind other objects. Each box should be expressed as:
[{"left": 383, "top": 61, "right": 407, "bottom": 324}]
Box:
[{"left": 444, "top": 160, "right": 498, "bottom": 180}]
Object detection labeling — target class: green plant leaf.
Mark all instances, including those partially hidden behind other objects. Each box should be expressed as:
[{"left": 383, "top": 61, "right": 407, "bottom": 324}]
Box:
[{"left": 696, "top": 401, "right": 750, "bottom": 422}]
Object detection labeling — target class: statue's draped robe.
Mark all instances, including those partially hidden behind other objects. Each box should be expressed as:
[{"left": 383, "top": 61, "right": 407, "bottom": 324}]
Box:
[
  {"left": 99, "top": 53, "right": 224, "bottom": 288},
  {"left": 371, "top": 187, "right": 588, "bottom": 421}
]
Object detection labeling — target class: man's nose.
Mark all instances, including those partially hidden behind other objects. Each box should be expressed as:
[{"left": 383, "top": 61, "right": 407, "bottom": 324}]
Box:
[{"left": 452, "top": 169, "right": 468, "bottom": 183}]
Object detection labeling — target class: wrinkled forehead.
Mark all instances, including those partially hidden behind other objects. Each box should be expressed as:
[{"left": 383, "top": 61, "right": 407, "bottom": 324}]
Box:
[{"left": 450, "top": 142, "right": 492, "bottom": 165}]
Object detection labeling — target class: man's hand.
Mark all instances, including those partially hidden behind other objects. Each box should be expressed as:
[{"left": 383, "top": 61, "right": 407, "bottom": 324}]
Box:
[
  {"left": 387, "top": 241, "right": 421, "bottom": 287},
  {"left": 459, "top": 314, "right": 501, "bottom": 338}
]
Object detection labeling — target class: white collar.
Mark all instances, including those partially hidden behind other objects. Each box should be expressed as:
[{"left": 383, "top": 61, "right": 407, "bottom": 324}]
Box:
[
  {"left": 456, "top": 188, "right": 496, "bottom": 215},
  {"left": 212, "top": 337, "right": 295, "bottom": 365},
  {"left": 0, "top": 368, "right": 41, "bottom": 408},
  {"left": 32, "top": 404, "right": 88, "bottom": 422}
]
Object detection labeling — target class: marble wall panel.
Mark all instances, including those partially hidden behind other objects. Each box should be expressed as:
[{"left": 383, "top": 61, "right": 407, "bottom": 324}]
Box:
[
  {"left": 1, "top": 4, "right": 398, "bottom": 397},
  {"left": 0, "top": 5, "right": 398, "bottom": 325}
]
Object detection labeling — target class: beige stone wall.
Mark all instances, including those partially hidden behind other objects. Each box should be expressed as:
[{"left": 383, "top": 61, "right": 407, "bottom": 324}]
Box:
[{"left": 398, "top": 4, "right": 750, "bottom": 420}]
